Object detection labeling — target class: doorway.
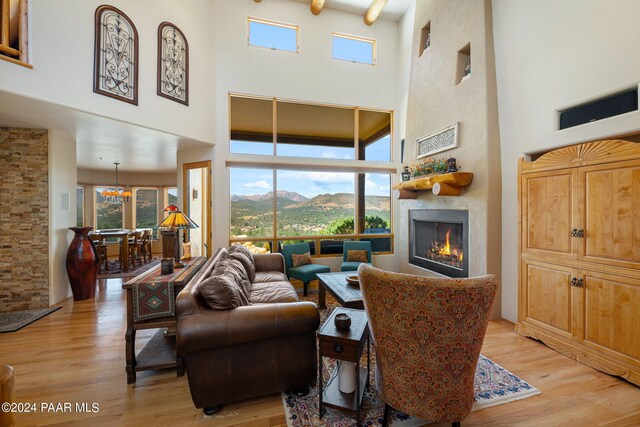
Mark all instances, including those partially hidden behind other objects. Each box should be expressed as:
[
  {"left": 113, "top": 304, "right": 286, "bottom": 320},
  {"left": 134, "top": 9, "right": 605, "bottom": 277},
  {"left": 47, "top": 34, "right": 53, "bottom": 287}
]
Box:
[{"left": 183, "top": 161, "right": 211, "bottom": 257}]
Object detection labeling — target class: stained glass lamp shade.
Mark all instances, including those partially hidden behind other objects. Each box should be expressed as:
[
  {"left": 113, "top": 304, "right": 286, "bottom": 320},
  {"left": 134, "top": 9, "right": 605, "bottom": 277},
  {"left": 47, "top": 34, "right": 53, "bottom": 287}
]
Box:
[{"left": 156, "top": 206, "right": 198, "bottom": 268}]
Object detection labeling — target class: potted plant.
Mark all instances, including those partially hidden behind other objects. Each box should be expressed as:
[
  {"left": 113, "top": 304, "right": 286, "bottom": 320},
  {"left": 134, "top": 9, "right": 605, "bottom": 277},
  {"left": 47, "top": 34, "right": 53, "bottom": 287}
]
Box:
[{"left": 410, "top": 157, "right": 449, "bottom": 179}]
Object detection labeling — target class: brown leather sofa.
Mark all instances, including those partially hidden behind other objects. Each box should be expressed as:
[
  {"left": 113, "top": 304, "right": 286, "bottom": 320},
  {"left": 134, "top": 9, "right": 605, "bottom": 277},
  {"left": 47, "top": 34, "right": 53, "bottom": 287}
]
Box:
[{"left": 176, "top": 247, "right": 320, "bottom": 414}]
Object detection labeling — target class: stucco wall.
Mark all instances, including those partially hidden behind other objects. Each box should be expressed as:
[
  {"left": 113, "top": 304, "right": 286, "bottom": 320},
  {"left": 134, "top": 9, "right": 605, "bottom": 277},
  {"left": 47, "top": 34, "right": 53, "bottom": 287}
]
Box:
[
  {"left": 401, "top": 0, "right": 502, "bottom": 318},
  {"left": 493, "top": 0, "right": 640, "bottom": 321}
]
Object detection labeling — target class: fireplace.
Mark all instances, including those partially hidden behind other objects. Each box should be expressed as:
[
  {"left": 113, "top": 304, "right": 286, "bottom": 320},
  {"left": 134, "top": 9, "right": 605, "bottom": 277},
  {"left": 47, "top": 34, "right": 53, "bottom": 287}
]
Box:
[{"left": 409, "top": 209, "right": 469, "bottom": 277}]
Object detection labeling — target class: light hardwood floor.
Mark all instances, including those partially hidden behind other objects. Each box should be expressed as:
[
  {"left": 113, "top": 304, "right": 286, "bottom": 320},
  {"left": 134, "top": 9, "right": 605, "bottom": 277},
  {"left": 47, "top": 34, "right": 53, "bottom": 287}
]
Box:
[{"left": 1, "top": 278, "right": 640, "bottom": 427}]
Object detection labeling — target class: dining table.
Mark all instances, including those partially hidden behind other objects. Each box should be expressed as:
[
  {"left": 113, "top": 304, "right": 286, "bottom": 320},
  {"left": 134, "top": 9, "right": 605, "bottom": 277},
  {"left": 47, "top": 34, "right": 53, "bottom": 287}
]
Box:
[{"left": 93, "top": 229, "right": 135, "bottom": 272}]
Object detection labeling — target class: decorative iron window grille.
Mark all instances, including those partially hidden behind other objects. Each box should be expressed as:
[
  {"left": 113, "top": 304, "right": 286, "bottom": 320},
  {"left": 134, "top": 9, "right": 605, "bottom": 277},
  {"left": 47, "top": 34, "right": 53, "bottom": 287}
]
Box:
[
  {"left": 93, "top": 5, "right": 138, "bottom": 105},
  {"left": 157, "top": 22, "right": 189, "bottom": 105}
]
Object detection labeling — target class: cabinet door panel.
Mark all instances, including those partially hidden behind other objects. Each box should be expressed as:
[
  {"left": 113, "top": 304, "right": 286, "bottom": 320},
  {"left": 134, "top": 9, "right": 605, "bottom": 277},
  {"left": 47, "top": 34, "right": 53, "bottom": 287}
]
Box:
[
  {"left": 581, "top": 162, "right": 640, "bottom": 269},
  {"left": 581, "top": 270, "right": 640, "bottom": 361},
  {"left": 521, "top": 170, "right": 576, "bottom": 259},
  {"left": 522, "top": 260, "right": 574, "bottom": 337}
]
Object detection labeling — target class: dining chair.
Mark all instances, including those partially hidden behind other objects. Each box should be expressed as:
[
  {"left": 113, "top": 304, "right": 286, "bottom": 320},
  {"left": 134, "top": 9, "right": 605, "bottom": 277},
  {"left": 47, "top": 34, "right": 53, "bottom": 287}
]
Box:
[
  {"left": 90, "top": 233, "right": 108, "bottom": 272},
  {"left": 140, "top": 230, "right": 152, "bottom": 263},
  {"left": 282, "top": 242, "right": 330, "bottom": 296},
  {"left": 358, "top": 264, "right": 498, "bottom": 427},
  {"left": 128, "top": 231, "right": 143, "bottom": 267}
]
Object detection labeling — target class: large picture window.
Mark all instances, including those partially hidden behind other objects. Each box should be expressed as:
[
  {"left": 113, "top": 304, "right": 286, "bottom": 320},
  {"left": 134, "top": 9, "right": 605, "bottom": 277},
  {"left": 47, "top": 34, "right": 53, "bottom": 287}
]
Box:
[
  {"left": 230, "top": 168, "right": 392, "bottom": 255},
  {"left": 135, "top": 188, "right": 158, "bottom": 238},
  {"left": 229, "top": 95, "right": 393, "bottom": 255},
  {"left": 95, "top": 187, "right": 123, "bottom": 230}
]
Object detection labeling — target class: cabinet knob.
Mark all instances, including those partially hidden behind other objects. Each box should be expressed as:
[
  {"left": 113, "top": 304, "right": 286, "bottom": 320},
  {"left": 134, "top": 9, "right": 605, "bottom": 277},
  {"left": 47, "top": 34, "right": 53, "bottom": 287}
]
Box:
[
  {"left": 571, "top": 277, "right": 578, "bottom": 286},
  {"left": 570, "top": 229, "right": 578, "bottom": 237},
  {"left": 334, "top": 344, "right": 344, "bottom": 354},
  {"left": 577, "top": 229, "right": 585, "bottom": 238}
]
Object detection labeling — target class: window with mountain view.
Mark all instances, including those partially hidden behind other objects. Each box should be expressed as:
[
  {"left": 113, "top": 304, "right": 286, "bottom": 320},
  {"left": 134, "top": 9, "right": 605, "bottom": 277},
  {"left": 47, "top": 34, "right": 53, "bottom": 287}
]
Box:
[
  {"left": 276, "top": 171, "right": 355, "bottom": 236},
  {"left": 95, "top": 187, "right": 123, "bottom": 230},
  {"left": 230, "top": 168, "right": 392, "bottom": 254},
  {"left": 230, "top": 168, "right": 274, "bottom": 240},
  {"left": 76, "top": 186, "right": 84, "bottom": 227},
  {"left": 135, "top": 188, "right": 158, "bottom": 238}
]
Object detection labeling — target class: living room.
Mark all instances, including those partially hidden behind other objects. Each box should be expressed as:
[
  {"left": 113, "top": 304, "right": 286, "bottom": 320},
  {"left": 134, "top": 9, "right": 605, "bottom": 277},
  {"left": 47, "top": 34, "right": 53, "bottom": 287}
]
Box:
[{"left": 1, "top": 0, "right": 640, "bottom": 426}]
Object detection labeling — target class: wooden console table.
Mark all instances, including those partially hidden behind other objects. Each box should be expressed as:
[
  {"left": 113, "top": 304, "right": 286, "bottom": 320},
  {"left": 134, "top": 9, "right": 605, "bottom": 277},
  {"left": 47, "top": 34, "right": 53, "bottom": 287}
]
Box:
[{"left": 123, "top": 256, "right": 206, "bottom": 384}]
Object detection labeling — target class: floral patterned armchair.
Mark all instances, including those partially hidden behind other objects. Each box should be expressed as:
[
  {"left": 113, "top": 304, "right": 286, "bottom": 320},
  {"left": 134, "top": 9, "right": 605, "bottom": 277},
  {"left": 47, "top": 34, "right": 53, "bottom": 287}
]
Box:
[{"left": 358, "top": 264, "right": 498, "bottom": 427}]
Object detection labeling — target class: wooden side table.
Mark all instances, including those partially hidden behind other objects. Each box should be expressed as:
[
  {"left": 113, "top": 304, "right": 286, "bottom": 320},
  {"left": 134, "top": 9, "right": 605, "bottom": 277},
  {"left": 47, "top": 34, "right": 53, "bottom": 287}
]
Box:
[
  {"left": 123, "top": 256, "right": 205, "bottom": 384},
  {"left": 318, "top": 307, "right": 370, "bottom": 427}
]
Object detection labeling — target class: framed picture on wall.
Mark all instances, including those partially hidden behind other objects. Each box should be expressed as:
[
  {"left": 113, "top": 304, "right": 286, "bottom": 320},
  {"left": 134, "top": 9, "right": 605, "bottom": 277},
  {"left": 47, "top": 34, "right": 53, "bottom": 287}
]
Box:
[
  {"left": 416, "top": 122, "right": 459, "bottom": 159},
  {"left": 157, "top": 22, "right": 189, "bottom": 106},
  {"left": 93, "top": 5, "right": 139, "bottom": 105}
]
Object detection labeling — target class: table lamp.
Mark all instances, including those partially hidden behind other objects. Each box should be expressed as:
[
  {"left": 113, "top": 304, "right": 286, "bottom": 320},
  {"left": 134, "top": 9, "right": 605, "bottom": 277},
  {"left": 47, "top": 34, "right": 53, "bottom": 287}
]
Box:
[{"left": 156, "top": 205, "right": 198, "bottom": 268}]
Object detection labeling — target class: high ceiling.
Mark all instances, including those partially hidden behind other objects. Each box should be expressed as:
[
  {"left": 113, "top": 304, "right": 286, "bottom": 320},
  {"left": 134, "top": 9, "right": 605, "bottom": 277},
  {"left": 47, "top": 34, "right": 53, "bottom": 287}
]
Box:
[{"left": 291, "top": 0, "right": 413, "bottom": 22}]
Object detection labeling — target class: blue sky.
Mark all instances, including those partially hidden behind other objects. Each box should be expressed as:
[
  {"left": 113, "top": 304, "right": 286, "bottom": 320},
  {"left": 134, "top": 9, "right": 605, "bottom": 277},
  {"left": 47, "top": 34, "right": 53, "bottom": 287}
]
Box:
[{"left": 231, "top": 168, "right": 390, "bottom": 199}]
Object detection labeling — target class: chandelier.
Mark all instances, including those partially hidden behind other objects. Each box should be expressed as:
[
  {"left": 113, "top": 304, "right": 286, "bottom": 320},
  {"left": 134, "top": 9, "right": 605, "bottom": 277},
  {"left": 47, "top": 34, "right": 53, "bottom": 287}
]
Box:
[{"left": 101, "top": 162, "right": 132, "bottom": 204}]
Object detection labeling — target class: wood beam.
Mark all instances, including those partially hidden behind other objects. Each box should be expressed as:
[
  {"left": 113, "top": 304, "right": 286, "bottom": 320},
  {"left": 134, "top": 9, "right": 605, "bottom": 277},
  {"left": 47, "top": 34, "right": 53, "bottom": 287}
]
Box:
[
  {"left": 310, "top": 0, "right": 325, "bottom": 15},
  {"left": 1, "top": 0, "right": 9, "bottom": 46},
  {"left": 253, "top": 0, "right": 262, "bottom": 2},
  {"left": 364, "top": 0, "right": 388, "bottom": 26}
]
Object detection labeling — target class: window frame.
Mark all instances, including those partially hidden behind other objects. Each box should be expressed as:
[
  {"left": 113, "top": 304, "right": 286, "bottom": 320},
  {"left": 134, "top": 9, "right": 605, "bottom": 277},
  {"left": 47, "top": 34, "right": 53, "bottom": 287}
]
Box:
[
  {"left": 246, "top": 17, "right": 300, "bottom": 54},
  {"left": 331, "top": 32, "right": 376, "bottom": 66}
]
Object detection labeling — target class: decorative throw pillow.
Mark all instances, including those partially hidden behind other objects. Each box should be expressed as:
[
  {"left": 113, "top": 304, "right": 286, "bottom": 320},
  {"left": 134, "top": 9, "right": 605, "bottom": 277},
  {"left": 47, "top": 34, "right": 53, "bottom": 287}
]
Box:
[
  {"left": 347, "top": 249, "right": 368, "bottom": 263},
  {"left": 199, "top": 273, "right": 250, "bottom": 310},
  {"left": 291, "top": 252, "right": 312, "bottom": 267},
  {"left": 226, "top": 246, "right": 256, "bottom": 283},
  {"left": 212, "top": 258, "right": 252, "bottom": 298}
]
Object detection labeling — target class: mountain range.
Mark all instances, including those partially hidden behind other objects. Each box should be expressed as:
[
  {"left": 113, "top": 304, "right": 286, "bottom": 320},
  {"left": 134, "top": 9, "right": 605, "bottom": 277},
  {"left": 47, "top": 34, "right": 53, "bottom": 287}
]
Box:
[{"left": 231, "top": 191, "right": 390, "bottom": 237}]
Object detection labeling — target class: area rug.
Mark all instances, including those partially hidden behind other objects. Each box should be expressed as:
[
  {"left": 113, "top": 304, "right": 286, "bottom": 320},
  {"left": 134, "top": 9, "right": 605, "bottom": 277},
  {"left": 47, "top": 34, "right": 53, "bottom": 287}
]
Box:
[
  {"left": 285, "top": 294, "right": 539, "bottom": 426},
  {"left": 0, "top": 307, "right": 61, "bottom": 333},
  {"left": 282, "top": 354, "right": 539, "bottom": 427},
  {"left": 97, "top": 258, "right": 160, "bottom": 279}
]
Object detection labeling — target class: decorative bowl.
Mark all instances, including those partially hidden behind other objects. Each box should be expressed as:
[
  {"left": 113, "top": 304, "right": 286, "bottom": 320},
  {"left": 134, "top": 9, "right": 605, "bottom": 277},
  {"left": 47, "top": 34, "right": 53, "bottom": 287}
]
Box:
[
  {"left": 346, "top": 275, "right": 360, "bottom": 287},
  {"left": 334, "top": 313, "right": 351, "bottom": 331}
]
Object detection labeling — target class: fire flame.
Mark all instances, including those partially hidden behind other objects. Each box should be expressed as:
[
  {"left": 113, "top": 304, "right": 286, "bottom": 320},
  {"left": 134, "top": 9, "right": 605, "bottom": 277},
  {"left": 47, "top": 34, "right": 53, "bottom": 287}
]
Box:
[{"left": 437, "top": 229, "right": 463, "bottom": 261}]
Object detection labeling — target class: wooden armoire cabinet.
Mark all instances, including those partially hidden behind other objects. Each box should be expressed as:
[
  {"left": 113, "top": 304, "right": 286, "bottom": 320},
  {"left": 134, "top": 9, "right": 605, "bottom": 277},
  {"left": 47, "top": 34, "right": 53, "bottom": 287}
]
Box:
[{"left": 516, "top": 139, "right": 640, "bottom": 386}]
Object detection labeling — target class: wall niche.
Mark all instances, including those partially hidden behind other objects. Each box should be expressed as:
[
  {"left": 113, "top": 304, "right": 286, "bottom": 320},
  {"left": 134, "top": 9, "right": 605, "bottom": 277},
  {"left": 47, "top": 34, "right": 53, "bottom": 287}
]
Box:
[
  {"left": 419, "top": 21, "right": 431, "bottom": 57},
  {"left": 456, "top": 43, "right": 471, "bottom": 84}
]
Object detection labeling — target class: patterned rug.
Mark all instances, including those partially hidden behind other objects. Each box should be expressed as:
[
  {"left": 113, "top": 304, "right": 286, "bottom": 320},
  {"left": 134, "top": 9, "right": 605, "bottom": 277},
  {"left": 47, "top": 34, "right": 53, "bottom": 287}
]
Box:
[
  {"left": 283, "top": 294, "right": 540, "bottom": 426},
  {"left": 0, "top": 307, "right": 61, "bottom": 333},
  {"left": 97, "top": 258, "right": 160, "bottom": 279}
]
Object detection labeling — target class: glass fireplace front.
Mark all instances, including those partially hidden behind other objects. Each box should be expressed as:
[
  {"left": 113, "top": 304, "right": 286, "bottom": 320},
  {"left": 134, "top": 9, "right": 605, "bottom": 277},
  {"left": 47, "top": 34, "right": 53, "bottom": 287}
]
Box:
[{"left": 409, "top": 209, "right": 469, "bottom": 277}]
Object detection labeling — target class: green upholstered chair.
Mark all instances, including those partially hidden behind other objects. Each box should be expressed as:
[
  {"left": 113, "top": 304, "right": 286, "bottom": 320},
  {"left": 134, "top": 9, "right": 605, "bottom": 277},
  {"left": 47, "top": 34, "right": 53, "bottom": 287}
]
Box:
[
  {"left": 341, "top": 241, "right": 372, "bottom": 272},
  {"left": 282, "top": 242, "right": 330, "bottom": 296}
]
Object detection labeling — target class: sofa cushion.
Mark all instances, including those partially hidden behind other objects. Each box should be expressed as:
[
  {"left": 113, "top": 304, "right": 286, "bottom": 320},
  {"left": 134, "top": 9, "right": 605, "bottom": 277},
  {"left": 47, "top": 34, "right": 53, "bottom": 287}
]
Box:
[
  {"left": 227, "top": 245, "right": 256, "bottom": 283},
  {"left": 253, "top": 271, "right": 289, "bottom": 284},
  {"left": 213, "top": 258, "right": 252, "bottom": 298},
  {"left": 250, "top": 281, "right": 299, "bottom": 304},
  {"left": 199, "top": 273, "right": 250, "bottom": 310}
]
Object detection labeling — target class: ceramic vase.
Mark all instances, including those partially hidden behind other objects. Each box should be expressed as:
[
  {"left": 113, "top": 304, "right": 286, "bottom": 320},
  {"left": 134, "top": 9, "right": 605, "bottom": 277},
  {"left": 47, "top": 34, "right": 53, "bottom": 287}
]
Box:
[{"left": 66, "top": 226, "right": 98, "bottom": 300}]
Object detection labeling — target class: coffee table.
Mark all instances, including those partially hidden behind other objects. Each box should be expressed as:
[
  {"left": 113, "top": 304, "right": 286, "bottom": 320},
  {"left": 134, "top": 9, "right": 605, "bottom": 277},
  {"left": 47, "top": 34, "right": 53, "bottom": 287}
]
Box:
[{"left": 317, "top": 272, "right": 363, "bottom": 310}]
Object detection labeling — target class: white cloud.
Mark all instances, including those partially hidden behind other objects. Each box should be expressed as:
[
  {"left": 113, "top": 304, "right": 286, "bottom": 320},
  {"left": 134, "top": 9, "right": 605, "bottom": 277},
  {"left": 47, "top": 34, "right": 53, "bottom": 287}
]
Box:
[{"left": 243, "top": 180, "right": 271, "bottom": 189}]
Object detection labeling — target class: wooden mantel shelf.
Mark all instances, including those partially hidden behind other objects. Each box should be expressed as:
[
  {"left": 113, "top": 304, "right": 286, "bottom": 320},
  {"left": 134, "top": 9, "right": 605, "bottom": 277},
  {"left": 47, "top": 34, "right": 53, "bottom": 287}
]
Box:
[{"left": 392, "top": 172, "right": 473, "bottom": 198}]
